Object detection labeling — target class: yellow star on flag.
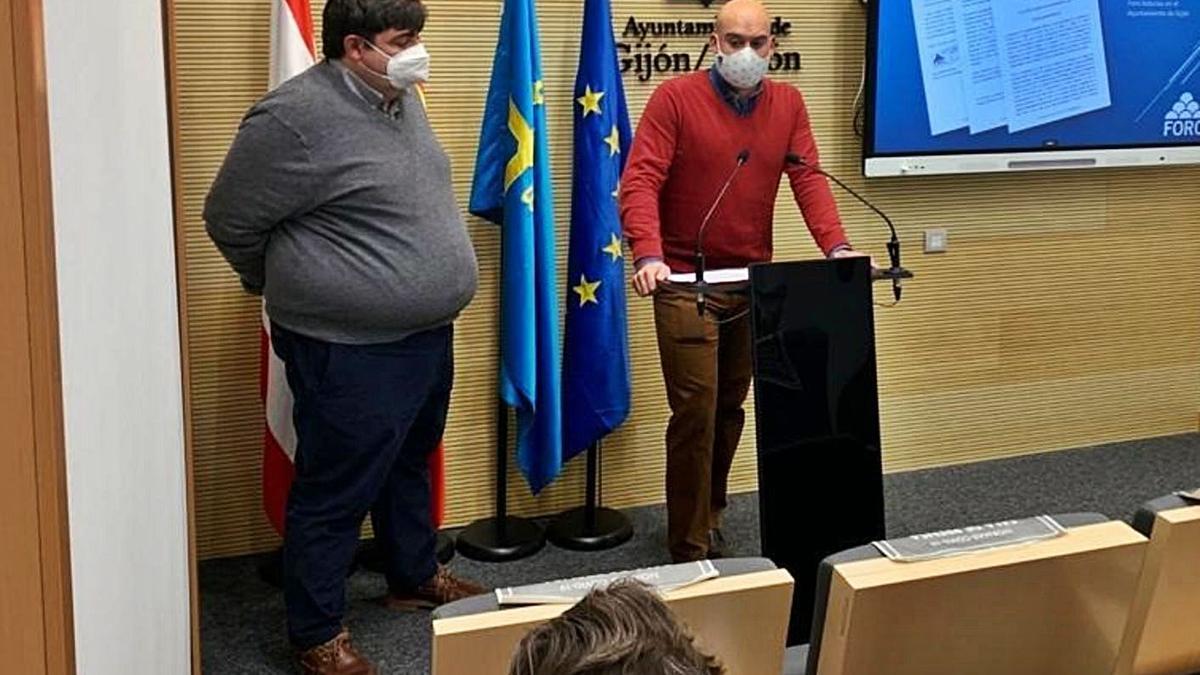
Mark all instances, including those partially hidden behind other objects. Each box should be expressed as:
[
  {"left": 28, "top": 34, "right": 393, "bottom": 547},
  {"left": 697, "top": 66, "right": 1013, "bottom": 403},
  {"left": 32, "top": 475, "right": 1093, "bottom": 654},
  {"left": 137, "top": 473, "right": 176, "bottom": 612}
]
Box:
[
  {"left": 603, "top": 125, "right": 621, "bottom": 156},
  {"left": 576, "top": 85, "right": 604, "bottom": 117},
  {"left": 504, "top": 99, "right": 534, "bottom": 191},
  {"left": 573, "top": 274, "right": 601, "bottom": 307},
  {"left": 533, "top": 80, "right": 545, "bottom": 106},
  {"left": 602, "top": 233, "right": 623, "bottom": 262},
  {"left": 521, "top": 186, "right": 534, "bottom": 211}
]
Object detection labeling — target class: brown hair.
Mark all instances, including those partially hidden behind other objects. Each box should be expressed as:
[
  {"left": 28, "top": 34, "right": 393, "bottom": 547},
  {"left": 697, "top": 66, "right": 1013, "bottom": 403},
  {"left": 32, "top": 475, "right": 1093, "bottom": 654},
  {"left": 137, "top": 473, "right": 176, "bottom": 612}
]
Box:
[{"left": 508, "top": 580, "right": 725, "bottom": 675}]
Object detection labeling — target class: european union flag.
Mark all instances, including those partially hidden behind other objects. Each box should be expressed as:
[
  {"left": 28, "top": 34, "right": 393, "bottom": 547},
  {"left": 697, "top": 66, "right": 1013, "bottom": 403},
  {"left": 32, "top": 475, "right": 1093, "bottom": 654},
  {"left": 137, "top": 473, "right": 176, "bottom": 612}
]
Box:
[
  {"left": 469, "top": 0, "right": 562, "bottom": 493},
  {"left": 562, "top": 0, "right": 632, "bottom": 460}
]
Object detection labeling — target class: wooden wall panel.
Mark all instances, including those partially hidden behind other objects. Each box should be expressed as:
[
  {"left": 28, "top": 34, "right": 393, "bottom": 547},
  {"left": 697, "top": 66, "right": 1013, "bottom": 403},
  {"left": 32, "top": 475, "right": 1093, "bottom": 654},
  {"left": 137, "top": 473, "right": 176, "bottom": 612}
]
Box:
[
  {"left": 2, "top": 0, "right": 74, "bottom": 669},
  {"left": 171, "top": 0, "right": 1200, "bottom": 559},
  {"left": 0, "top": 0, "right": 51, "bottom": 662}
]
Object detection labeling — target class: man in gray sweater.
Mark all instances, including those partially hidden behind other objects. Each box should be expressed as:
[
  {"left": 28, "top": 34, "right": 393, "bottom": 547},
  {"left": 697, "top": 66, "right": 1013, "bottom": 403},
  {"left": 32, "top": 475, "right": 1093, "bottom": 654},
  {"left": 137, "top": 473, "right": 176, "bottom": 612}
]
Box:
[{"left": 204, "top": 1, "right": 482, "bottom": 672}]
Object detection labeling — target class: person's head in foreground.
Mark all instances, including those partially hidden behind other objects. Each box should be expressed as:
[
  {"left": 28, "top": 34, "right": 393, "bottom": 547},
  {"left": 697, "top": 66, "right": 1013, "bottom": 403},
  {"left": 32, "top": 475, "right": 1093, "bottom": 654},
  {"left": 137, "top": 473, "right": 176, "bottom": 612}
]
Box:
[{"left": 508, "top": 579, "right": 724, "bottom": 675}]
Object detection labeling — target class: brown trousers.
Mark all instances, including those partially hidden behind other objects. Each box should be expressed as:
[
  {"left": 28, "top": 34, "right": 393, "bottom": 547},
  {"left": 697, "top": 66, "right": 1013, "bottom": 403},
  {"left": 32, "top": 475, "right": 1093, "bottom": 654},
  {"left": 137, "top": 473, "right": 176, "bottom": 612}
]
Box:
[{"left": 653, "top": 281, "right": 752, "bottom": 562}]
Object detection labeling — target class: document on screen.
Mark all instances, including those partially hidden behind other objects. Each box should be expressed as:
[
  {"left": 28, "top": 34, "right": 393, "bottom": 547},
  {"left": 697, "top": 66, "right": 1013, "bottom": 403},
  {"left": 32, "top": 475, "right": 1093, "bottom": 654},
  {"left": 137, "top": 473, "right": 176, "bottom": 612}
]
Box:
[
  {"left": 911, "top": 0, "right": 970, "bottom": 135},
  {"left": 956, "top": 0, "right": 1008, "bottom": 134},
  {"left": 992, "top": 0, "right": 1111, "bottom": 133}
]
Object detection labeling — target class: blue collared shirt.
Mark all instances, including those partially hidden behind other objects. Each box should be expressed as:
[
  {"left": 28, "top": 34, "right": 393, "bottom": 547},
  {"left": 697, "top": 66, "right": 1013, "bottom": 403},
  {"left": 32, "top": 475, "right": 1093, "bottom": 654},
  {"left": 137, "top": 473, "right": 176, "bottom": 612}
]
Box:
[
  {"left": 708, "top": 67, "right": 764, "bottom": 117},
  {"left": 331, "top": 59, "right": 405, "bottom": 120}
]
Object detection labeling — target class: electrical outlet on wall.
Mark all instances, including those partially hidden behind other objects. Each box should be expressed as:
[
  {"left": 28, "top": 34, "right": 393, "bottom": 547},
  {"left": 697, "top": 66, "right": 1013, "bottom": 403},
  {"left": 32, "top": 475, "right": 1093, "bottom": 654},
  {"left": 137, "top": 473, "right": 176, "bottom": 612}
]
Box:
[{"left": 924, "top": 228, "right": 948, "bottom": 253}]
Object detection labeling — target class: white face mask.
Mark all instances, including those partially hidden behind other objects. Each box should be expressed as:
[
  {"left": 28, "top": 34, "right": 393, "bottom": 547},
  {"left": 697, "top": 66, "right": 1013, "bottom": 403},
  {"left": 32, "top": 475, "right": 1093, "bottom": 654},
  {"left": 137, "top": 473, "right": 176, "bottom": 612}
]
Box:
[
  {"left": 715, "top": 44, "right": 769, "bottom": 90},
  {"left": 365, "top": 41, "right": 430, "bottom": 90}
]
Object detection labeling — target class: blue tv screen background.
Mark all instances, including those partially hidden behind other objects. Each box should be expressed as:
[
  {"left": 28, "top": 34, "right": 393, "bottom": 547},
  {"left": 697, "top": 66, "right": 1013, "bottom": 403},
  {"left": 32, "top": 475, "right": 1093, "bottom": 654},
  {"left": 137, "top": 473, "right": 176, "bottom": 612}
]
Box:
[{"left": 868, "top": 0, "right": 1200, "bottom": 156}]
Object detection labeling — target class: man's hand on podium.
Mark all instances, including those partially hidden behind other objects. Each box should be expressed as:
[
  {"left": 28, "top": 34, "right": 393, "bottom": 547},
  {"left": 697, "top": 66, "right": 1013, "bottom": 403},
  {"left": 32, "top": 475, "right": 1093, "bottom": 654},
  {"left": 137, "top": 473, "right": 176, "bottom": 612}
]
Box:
[
  {"left": 829, "top": 247, "right": 878, "bottom": 271},
  {"left": 632, "top": 260, "right": 671, "bottom": 297}
]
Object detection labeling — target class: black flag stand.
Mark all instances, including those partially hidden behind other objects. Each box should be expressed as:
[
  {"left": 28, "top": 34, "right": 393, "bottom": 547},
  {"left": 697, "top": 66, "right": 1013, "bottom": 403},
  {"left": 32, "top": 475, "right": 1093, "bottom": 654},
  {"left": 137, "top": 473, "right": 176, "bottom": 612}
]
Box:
[
  {"left": 546, "top": 440, "right": 633, "bottom": 550},
  {"left": 456, "top": 399, "right": 546, "bottom": 561}
]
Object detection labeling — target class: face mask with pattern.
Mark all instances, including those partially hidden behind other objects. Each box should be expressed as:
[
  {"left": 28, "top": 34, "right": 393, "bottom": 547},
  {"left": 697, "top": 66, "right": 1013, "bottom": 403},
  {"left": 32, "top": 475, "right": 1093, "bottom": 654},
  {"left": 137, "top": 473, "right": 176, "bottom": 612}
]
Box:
[{"left": 715, "top": 44, "right": 769, "bottom": 90}]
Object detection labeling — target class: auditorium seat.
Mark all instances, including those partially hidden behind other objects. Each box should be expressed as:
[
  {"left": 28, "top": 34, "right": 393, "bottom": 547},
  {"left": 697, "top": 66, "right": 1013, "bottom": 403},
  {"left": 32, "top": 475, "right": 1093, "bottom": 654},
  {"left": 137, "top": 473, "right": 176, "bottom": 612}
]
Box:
[
  {"left": 1115, "top": 494, "right": 1200, "bottom": 675},
  {"left": 785, "top": 512, "right": 1135, "bottom": 675},
  {"left": 431, "top": 556, "right": 778, "bottom": 620},
  {"left": 781, "top": 540, "right": 885, "bottom": 675},
  {"left": 430, "top": 557, "right": 793, "bottom": 675},
  {"left": 1130, "top": 493, "right": 1192, "bottom": 538}
]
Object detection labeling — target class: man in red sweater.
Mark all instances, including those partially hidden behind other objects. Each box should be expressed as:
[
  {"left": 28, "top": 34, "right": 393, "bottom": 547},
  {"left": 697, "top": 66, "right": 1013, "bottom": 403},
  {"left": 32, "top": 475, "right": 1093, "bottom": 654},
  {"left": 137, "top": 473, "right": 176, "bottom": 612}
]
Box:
[{"left": 620, "top": 0, "right": 867, "bottom": 562}]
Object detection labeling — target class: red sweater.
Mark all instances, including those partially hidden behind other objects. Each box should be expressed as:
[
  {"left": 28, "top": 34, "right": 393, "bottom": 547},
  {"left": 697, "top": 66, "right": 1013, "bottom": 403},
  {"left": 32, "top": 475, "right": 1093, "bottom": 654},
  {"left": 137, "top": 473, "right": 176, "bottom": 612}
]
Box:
[{"left": 620, "top": 71, "right": 848, "bottom": 272}]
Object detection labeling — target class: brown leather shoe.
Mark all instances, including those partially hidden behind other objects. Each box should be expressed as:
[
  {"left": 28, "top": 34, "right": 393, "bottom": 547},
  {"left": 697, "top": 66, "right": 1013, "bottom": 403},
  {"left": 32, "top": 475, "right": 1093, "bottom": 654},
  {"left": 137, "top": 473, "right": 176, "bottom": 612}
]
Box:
[
  {"left": 707, "top": 528, "right": 732, "bottom": 559},
  {"left": 298, "top": 630, "right": 376, "bottom": 675},
  {"left": 384, "top": 565, "right": 488, "bottom": 610}
]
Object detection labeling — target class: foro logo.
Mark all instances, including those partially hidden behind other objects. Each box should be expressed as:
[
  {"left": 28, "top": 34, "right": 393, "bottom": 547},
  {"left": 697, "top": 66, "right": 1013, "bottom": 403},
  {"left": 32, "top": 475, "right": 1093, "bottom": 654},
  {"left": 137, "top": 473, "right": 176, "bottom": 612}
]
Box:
[{"left": 1163, "top": 92, "right": 1200, "bottom": 137}]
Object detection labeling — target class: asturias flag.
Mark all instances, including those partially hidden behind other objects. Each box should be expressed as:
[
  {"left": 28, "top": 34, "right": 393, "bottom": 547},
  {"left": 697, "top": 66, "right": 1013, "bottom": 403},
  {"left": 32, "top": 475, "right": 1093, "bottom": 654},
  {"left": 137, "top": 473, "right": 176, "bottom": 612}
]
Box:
[
  {"left": 563, "top": 0, "right": 632, "bottom": 460},
  {"left": 469, "top": 0, "right": 563, "bottom": 493}
]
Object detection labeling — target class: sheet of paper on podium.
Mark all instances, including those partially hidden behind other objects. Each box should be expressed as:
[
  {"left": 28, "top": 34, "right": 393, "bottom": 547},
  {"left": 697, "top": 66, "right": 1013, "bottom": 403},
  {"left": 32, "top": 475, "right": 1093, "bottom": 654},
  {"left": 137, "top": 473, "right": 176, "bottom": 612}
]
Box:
[{"left": 667, "top": 268, "right": 749, "bottom": 284}]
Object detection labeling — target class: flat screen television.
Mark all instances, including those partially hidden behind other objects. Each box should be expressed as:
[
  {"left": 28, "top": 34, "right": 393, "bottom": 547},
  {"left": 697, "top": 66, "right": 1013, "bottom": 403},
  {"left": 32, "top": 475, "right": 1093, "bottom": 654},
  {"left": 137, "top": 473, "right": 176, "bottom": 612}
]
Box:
[{"left": 863, "top": 0, "right": 1200, "bottom": 177}]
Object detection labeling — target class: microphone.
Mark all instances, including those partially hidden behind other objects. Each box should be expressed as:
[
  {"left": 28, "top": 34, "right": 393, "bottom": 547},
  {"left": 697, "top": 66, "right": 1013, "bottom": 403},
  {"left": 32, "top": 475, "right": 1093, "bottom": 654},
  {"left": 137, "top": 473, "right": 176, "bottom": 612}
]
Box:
[
  {"left": 695, "top": 149, "right": 751, "bottom": 317},
  {"left": 786, "top": 153, "right": 906, "bottom": 302}
]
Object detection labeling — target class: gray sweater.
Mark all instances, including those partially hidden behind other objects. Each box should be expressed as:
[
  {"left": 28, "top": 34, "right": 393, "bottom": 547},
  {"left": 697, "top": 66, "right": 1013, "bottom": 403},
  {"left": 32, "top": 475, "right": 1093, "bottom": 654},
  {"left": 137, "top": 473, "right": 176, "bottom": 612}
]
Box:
[{"left": 204, "top": 60, "right": 478, "bottom": 344}]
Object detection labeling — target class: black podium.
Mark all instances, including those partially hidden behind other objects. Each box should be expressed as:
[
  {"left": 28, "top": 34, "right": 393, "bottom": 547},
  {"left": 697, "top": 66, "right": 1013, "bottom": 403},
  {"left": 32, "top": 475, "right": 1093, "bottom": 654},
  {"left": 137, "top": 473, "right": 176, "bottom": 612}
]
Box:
[{"left": 749, "top": 257, "right": 887, "bottom": 646}]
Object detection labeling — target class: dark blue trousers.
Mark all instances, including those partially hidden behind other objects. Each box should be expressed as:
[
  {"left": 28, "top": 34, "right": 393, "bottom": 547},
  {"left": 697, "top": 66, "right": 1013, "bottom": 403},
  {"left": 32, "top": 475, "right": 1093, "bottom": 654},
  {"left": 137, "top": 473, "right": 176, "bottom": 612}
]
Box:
[{"left": 270, "top": 322, "right": 451, "bottom": 649}]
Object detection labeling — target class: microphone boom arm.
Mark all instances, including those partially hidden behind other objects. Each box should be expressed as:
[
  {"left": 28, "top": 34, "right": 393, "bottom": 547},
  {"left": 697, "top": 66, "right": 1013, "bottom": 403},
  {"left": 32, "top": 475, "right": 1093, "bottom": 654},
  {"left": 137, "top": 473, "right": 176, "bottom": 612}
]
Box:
[
  {"left": 786, "top": 153, "right": 908, "bottom": 300},
  {"left": 694, "top": 149, "right": 751, "bottom": 317}
]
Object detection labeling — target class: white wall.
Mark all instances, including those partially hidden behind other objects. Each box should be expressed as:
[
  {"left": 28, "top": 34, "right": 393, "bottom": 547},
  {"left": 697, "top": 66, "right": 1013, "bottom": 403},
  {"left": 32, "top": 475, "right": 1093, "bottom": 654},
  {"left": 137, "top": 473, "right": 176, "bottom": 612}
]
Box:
[{"left": 42, "top": 0, "right": 192, "bottom": 672}]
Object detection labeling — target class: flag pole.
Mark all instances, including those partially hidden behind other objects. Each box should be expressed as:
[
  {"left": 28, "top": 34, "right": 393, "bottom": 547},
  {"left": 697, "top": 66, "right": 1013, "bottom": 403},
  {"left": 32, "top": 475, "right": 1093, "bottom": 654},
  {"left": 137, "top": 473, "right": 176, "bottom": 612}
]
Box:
[
  {"left": 456, "top": 398, "right": 546, "bottom": 561},
  {"left": 546, "top": 438, "right": 633, "bottom": 550}
]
